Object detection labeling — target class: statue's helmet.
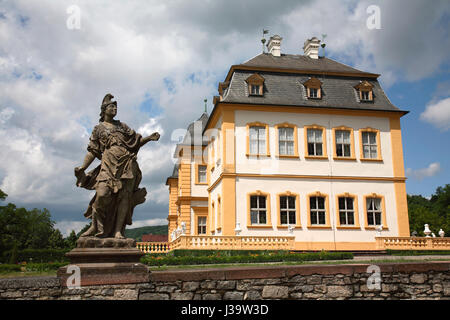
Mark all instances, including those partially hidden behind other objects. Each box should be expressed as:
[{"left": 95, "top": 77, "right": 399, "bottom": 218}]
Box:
[
  {"left": 99, "top": 93, "right": 117, "bottom": 122},
  {"left": 101, "top": 93, "right": 117, "bottom": 108}
]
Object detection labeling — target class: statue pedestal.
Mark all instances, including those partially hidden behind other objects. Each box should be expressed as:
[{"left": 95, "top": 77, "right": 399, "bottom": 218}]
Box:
[{"left": 57, "top": 237, "right": 150, "bottom": 287}]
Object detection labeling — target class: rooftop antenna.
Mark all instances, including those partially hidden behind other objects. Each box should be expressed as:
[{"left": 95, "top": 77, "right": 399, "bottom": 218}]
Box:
[
  {"left": 261, "top": 29, "right": 269, "bottom": 53},
  {"left": 204, "top": 98, "right": 207, "bottom": 113},
  {"left": 321, "top": 34, "right": 327, "bottom": 57}
]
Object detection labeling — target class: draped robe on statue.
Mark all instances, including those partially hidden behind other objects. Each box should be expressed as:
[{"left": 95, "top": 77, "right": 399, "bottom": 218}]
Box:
[{"left": 76, "top": 120, "right": 147, "bottom": 237}]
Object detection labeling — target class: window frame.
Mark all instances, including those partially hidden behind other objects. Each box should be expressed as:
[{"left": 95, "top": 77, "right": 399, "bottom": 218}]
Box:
[
  {"left": 363, "top": 194, "right": 388, "bottom": 230},
  {"left": 332, "top": 126, "right": 356, "bottom": 160},
  {"left": 335, "top": 193, "right": 361, "bottom": 229},
  {"left": 354, "top": 80, "right": 374, "bottom": 102},
  {"left": 359, "top": 127, "right": 382, "bottom": 162},
  {"left": 274, "top": 123, "right": 299, "bottom": 158},
  {"left": 304, "top": 125, "right": 328, "bottom": 159},
  {"left": 247, "top": 191, "right": 272, "bottom": 228},
  {"left": 304, "top": 77, "right": 323, "bottom": 100},
  {"left": 276, "top": 192, "right": 301, "bottom": 229},
  {"left": 197, "top": 216, "right": 207, "bottom": 235},
  {"left": 246, "top": 122, "right": 270, "bottom": 157},
  {"left": 246, "top": 73, "right": 265, "bottom": 97},
  {"left": 195, "top": 163, "right": 208, "bottom": 185},
  {"left": 306, "top": 192, "right": 331, "bottom": 229},
  {"left": 193, "top": 207, "right": 208, "bottom": 236}
]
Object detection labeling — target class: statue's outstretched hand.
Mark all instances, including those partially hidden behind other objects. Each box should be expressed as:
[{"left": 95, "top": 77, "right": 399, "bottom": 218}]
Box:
[
  {"left": 149, "top": 132, "right": 160, "bottom": 141},
  {"left": 74, "top": 166, "right": 85, "bottom": 178}
]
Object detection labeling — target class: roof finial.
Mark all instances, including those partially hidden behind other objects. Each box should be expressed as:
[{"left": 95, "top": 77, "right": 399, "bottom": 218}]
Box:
[
  {"left": 204, "top": 98, "right": 207, "bottom": 113},
  {"left": 261, "top": 29, "right": 269, "bottom": 53}
]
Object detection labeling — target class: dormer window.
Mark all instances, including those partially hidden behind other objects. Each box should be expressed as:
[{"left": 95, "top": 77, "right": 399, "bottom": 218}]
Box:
[
  {"left": 246, "top": 73, "right": 265, "bottom": 96},
  {"left": 303, "top": 77, "right": 322, "bottom": 99},
  {"left": 354, "top": 80, "right": 374, "bottom": 102}
]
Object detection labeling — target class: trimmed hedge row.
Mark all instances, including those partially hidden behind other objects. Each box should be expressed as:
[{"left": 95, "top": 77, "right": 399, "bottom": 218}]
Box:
[
  {"left": 0, "top": 264, "right": 22, "bottom": 273},
  {"left": 386, "top": 250, "right": 450, "bottom": 256},
  {"left": 1, "top": 249, "right": 70, "bottom": 264},
  {"left": 0, "top": 262, "right": 67, "bottom": 274},
  {"left": 141, "top": 251, "right": 353, "bottom": 266}
]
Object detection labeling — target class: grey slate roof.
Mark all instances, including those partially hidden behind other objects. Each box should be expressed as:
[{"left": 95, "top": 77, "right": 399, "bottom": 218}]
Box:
[
  {"left": 222, "top": 70, "right": 401, "bottom": 112},
  {"left": 181, "top": 112, "right": 209, "bottom": 145},
  {"left": 167, "top": 112, "right": 209, "bottom": 182},
  {"left": 241, "top": 53, "right": 377, "bottom": 75}
]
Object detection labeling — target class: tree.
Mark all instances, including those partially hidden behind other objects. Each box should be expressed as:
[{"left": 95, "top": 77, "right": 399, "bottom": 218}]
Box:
[
  {"left": 0, "top": 203, "right": 56, "bottom": 254},
  {"left": 408, "top": 184, "right": 450, "bottom": 236},
  {"left": 0, "top": 189, "right": 7, "bottom": 201},
  {"left": 64, "top": 230, "right": 78, "bottom": 249},
  {"left": 49, "top": 229, "right": 66, "bottom": 249}
]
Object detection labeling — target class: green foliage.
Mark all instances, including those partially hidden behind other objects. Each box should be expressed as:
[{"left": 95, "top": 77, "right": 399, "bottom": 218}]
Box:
[
  {"left": 386, "top": 250, "right": 450, "bottom": 256},
  {"left": 0, "top": 264, "right": 21, "bottom": 273},
  {"left": 0, "top": 203, "right": 55, "bottom": 253},
  {"left": 0, "top": 262, "right": 66, "bottom": 274},
  {"left": 141, "top": 251, "right": 353, "bottom": 267},
  {"left": 48, "top": 229, "right": 66, "bottom": 249},
  {"left": 8, "top": 243, "right": 18, "bottom": 264},
  {"left": 0, "top": 189, "right": 7, "bottom": 201},
  {"left": 124, "top": 225, "right": 168, "bottom": 241},
  {"left": 25, "top": 262, "right": 67, "bottom": 272},
  {"left": 408, "top": 184, "right": 450, "bottom": 236},
  {"left": 1, "top": 248, "right": 69, "bottom": 264},
  {"left": 0, "top": 196, "right": 80, "bottom": 259},
  {"left": 65, "top": 230, "right": 78, "bottom": 249}
]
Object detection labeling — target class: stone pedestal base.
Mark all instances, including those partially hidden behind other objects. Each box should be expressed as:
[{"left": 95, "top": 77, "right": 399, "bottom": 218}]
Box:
[{"left": 57, "top": 237, "right": 150, "bottom": 286}]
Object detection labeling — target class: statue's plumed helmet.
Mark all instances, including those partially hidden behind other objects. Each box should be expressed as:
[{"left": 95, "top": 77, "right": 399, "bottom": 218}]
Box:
[
  {"left": 99, "top": 93, "right": 117, "bottom": 122},
  {"left": 101, "top": 93, "right": 117, "bottom": 108}
]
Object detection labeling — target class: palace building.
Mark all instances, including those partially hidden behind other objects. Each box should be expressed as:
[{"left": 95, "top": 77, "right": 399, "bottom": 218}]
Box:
[{"left": 165, "top": 35, "right": 412, "bottom": 252}]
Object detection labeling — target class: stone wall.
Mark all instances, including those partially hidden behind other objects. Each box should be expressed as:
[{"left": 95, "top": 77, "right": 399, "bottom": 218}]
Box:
[{"left": 0, "top": 262, "right": 449, "bottom": 300}]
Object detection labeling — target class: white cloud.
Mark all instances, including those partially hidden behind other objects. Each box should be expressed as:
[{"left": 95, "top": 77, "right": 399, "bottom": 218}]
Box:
[
  {"left": 128, "top": 218, "right": 168, "bottom": 229},
  {"left": 406, "top": 162, "right": 441, "bottom": 180},
  {"left": 420, "top": 97, "right": 450, "bottom": 131},
  {"left": 54, "top": 220, "right": 88, "bottom": 237}
]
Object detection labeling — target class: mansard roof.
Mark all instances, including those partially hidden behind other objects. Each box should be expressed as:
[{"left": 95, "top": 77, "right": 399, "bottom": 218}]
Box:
[
  {"left": 221, "top": 71, "right": 403, "bottom": 112},
  {"left": 217, "top": 53, "right": 407, "bottom": 114}
]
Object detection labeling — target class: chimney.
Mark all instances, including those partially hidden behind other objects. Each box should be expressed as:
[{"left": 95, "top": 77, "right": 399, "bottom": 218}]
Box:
[
  {"left": 303, "top": 37, "right": 321, "bottom": 59},
  {"left": 267, "top": 35, "right": 283, "bottom": 57}
]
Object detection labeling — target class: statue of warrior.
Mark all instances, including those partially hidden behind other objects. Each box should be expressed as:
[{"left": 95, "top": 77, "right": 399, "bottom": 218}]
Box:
[{"left": 74, "top": 94, "right": 160, "bottom": 239}]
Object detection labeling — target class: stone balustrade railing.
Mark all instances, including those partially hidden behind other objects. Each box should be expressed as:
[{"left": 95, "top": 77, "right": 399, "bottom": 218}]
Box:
[
  {"left": 376, "top": 237, "right": 450, "bottom": 250},
  {"left": 169, "top": 235, "right": 295, "bottom": 251},
  {"left": 136, "top": 242, "right": 170, "bottom": 254}
]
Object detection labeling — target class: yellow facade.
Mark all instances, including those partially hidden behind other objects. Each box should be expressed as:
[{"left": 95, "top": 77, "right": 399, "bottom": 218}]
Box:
[{"left": 160, "top": 42, "right": 445, "bottom": 252}]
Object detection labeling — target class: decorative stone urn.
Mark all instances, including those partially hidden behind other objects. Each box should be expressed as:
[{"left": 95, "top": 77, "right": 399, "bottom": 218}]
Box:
[
  {"left": 439, "top": 229, "right": 445, "bottom": 238},
  {"left": 234, "top": 223, "right": 242, "bottom": 236},
  {"left": 423, "top": 224, "right": 432, "bottom": 238}
]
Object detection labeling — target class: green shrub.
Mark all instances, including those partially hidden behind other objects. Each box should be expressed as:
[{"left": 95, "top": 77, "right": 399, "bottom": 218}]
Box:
[
  {"left": 0, "top": 264, "right": 21, "bottom": 273},
  {"left": 141, "top": 251, "right": 353, "bottom": 267},
  {"left": 386, "top": 250, "right": 450, "bottom": 256},
  {"left": 1, "top": 248, "right": 69, "bottom": 264},
  {"left": 17, "top": 249, "right": 69, "bottom": 263},
  {"left": 25, "top": 262, "right": 67, "bottom": 272}
]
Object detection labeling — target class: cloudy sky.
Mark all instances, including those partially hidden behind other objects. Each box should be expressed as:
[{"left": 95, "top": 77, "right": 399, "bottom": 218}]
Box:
[{"left": 0, "top": 0, "right": 449, "bottom": 236}]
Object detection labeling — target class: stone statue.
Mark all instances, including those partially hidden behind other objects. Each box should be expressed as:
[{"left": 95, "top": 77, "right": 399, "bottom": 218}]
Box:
[{"left": 74, "top": 94, "right": 160, "bottom": 239}]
